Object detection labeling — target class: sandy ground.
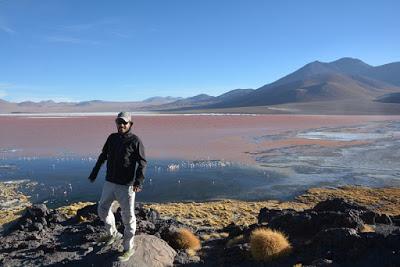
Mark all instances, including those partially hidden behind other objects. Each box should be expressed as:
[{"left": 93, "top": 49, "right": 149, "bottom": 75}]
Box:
[{"left": 1, "top": 114, "right": 400, "bottom": 164}]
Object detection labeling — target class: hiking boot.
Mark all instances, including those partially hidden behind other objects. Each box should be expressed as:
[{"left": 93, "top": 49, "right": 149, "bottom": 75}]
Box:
[
  {"left": 98, "top": 232, "right": 123, "bottom": 246},
  {"left": 118, "top": 249, "right": 135, "bottom": 262}
]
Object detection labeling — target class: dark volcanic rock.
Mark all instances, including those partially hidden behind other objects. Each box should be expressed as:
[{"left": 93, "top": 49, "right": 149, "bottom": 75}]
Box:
[
  {"left": 306, "top": 228, "right": 400, "bottom": 266},
  {"left": 75, "top": 203, "right": 99, "bottom": 221},
  {"left": 255, "top": 198, "right": 400, "bottom": 267},
  {"left": 223, "top": 243, "right": 250, "bottom": 265},
  {"left": 2, "top": 197, "right": 399, "bottom": 267},
  {"left": 312, "top": 198, "right": 367, "bottom": 213},
  {"left": 267, "top": 209, "right": 365, "bottom": 238},
  {"left": 135, "top": 204, "right": 160, "bottom": 224},
  {"left": 258, "top": 208, "right": 296, "bottom": 224},
  {"left": 263, "top": 198, "right": 391, "bottom": 238},
  {"left": 0, "top": 203, "right": 189, "bottom": 267},
  {"left": 310, "top": 228, "right": 362, "bottom": 258},
  {"left": 7, "top": 204, "right": 51, "bottom": 233},
  {"left": 222, "top": 222, "right": 245, "bottom": 237}
]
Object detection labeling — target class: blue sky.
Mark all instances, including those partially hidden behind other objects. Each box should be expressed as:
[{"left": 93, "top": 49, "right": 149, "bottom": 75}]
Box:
[{"left": 1, "top": 0, "right": 399, "bottom": 102}]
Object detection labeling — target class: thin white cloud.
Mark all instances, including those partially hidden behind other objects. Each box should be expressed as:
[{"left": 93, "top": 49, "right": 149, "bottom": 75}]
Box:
[
  {"left": 60, "top": 18, "right": 130, "bottom": 39},
  {"left": 9, "top": 96, "right": 76, "bottom": 103},
  {"left": 45, "top": 36, "right": 100, "bottom": 45},
  {"left": 0, "top": 24, "right": 15, "bottom": 34},
  {"left": 62, "top": 18, "right": 119, "bottom": 32},
  {"left": 0, "top": 82, "right": 77, "bottom": 102},
  {"left": 109, "top": 30, "right": 130, "bottom": 38}
]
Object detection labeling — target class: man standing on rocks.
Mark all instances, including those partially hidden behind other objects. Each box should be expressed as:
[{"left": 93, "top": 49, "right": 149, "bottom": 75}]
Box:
[{"left": 88, "top": 112, "right": 147, "bottom": 262}]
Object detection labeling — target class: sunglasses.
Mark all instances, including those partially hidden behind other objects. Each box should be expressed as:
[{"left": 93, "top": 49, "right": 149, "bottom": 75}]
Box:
[{"left": 116, "top": 119, "right": 129, "bottom": 125}]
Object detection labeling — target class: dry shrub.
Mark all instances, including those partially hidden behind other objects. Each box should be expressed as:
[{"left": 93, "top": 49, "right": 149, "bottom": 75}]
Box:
[
  {"left": 201, "top": 232, "right": 229, "bottom": 241},
  {"left": 200, "top": 234, "right": 211, "bottom": 241},
  {"left": 56, "top": 202, "right": 95, "bottom": 218},
  {"left": 360, "top": 224, "right": 375, "bottom": 233},
  {"left": 250, "top": 228, "right": 292, "bottom": 261},
  {"left": 186, "top": 248, "right": 197, "bottom": 257},
  {"left": 78, "top": 215, "right": 87, "bottom": 223},
  {"left": 174, "top": 228, "right": 201, "bottom": 251}
]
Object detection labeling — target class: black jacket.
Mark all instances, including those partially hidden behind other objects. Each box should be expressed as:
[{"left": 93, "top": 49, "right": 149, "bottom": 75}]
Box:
[{"left": 90, "top": 131, "right": 147, "bottom": 186}]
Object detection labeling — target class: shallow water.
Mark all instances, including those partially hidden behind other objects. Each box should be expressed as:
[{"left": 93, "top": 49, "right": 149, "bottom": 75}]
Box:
[
  {"left": 1, "top": 152, "right": 399, "bottom": 208},
  {"left": 0, "top": 157, "right": 294, "bottom": 207}
]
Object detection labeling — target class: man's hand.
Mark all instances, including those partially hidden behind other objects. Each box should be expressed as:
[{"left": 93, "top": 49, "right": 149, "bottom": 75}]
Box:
[
  {"left": 132, "top": 185, "right": 142, "bottom": 192},
  {"left": 88, "top": 173, "right": 96, "bottom": 183}
]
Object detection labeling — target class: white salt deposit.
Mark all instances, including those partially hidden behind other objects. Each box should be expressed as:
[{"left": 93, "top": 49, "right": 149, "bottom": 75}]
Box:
[{"left": 297, "top": 131, "right": 392, "bottom": 141}]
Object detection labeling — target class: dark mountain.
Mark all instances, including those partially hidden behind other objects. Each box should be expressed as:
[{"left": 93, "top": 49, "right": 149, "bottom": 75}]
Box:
[
  {"left": 150, "top": 90, "right": 256, "bottom": 111},
  {"left": 266, "top": 61, "right": 337, "bottom": 88},
  {"left": 152, "top": 94, "right": 216, "bottom": 110},
  {"left": 362, "top": 62, "right": 400, "bottom": 86},
  {"left": 263, "top": 57, "right": 372, "bottom": 89},
  {"left": 376, "top": 92, "right": 400, "bottom": 103},
  {"left": 205, "top": 57, "right": 400, "bottom": 108},
  {"left": 75, "top": 100, "right": 105, "bottom": 106},
  {"left": 328, "top": 57, "right": 372, "bottom": 74},
  {"left": 188, "top": 94, "right": 215, "bottom": 101},
  {"left": 17, "top": 101, "right": 38, "bottom": 107},
  {"left": 1, "top": 57, "right": 400, "bottom": 115},
  {"left": 216, "top": 89, "right": 254, "bottom": 101},
  {"left": 142, "top": 96, "right": 182, "bottom": 103}
]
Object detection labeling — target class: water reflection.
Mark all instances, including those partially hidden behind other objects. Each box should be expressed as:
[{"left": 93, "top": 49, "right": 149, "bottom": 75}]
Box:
[{"left": 0, "top": 157, "right": 283, "bottom": 208}]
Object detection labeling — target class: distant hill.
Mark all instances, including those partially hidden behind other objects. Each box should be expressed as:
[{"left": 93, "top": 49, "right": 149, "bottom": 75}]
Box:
[
  {"left": 1, "top": 57, "right": 400, "bottom": 115},
  {"left": 152, "top": 89, "right": 255, "bottom": 110},
  {"left": 376, "top": 92, "right": 400, "bottom": 103},
  {"left": 200, "top": 58, "right": 400, "bottom": 110},
  {"left": 328, "top": 57, "right": 372, "bottom": 74},
  {"left": 362, "top": 62, "right": 400, "bottom": 86},
  {"left": 142, "top": 96, "right": 182, "bottom": 104}
]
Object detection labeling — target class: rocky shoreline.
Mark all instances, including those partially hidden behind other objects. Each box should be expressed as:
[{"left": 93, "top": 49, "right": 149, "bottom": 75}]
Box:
[
  {"left": 0, "top": 184, "right": 400, "bottom": 266},
  {"left": 0, "top": 180, "right": 36, "bottom": 229}
]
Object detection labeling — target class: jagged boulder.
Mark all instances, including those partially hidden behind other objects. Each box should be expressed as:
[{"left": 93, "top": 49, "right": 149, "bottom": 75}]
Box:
[
  {"left": 222, "top": 222, "right": 245, "bottom": 237},
  {"left": 312, "top": 198, "right": 367, "bottom": 212},
  {"left": 7, "top": 204, "right": 57, "bottom": 232},
  {"left": 258, "top": 208, "right": 296, "bottom": 224},
  {"left": 255, "top": 198, "right": 400, "bottom": 266},
  {"left": 306, "top": 228, "right": 400, "bottom": 265},
  {"left": 263, "top": 199, "right": 384, "bottom": 238},
  {"left": 310, "top": 228, "right": 362, "bottom": 258},
  {"left": 266, "top": 209, "right": 367, "bottom": 239},
  {"left": 223, "top": 243, "right": 250, "bottom": 265},
  {"left": 135, "top": 204, "right": 160, "bottom": 224},
  {"left": 111, "top": 234, "right": 176, "bottom": 267}
]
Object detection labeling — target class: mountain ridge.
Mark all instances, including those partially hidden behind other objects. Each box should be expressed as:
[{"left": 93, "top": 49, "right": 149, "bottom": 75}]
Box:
[{"left": 1, "top": 57, "right": 400, "bottom": 114}]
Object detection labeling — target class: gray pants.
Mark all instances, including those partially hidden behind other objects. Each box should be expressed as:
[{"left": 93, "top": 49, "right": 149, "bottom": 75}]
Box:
[{"left": 98, "top": 181, "right": 136, "bottom": 251}]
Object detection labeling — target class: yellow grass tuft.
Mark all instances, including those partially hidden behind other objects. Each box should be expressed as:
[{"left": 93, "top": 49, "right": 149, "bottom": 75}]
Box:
[
  {"left": 201, "top": 232, "right": 229, "bottom": 241},
  {"left": 250, "top": 228, "right": 292, "bottom": 262},
  {"left": 78, "top": 215, "right": 87, "bottom": 223},
  {"left": 0, "top": 182, "right": 33, "bottom": 227},
  {"left": 360, "top": 224, "right": 375, "bottom": 233},
  {"left": 56, "top": 201, "right": 95, "bottom": 218},
  {"left": 174, "top": 228, "right": 201, "bottom": 251},
  {"left": 186, "top": 248, "right": 197, "bottom": 257}
]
